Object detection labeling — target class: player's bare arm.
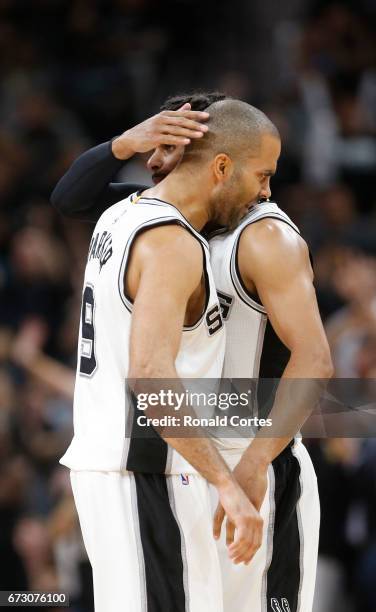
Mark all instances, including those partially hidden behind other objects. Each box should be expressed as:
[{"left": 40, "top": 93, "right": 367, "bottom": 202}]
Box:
[
  {"left": 127, "top": 224, "right": 262, "bottom": 564},
  {"left": 236, "top": 219, "right": 333, "bottom": 503},
  {"left": 214, "top": 219, "right": 333, "bottom": 540},
  {"left": 240, "top": 219, "right": 332, "bottom": 375},
  {"left": 112, "top": 103, "right": 209, "bottom": 159}
]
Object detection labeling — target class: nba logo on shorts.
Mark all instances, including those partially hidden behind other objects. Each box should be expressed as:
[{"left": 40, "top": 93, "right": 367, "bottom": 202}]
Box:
[{"left": 181, "top": 474, "right": 190, "bottom": 485}]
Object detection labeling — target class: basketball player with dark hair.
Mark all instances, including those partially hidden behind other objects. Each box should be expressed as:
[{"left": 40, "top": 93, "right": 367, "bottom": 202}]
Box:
[
  {"left": 58, "top": 98, "right": 286, "bottom": 612},
  {"left": 52, "top": 92, "right": 226, "bottom": 222},
  {"left": 53, "top": 92, "right": 333, "bottom": 612}
]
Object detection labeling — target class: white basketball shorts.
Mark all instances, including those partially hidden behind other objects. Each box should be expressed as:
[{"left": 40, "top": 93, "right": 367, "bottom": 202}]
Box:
[
  {"left": 210, "top": 439, "right": 320, "bottom": 612},
  {"left": 70, "top": 439, "right": 319, "bottom": 612},
  {"left": 70, "top": 469, "right": 223, "bottom": 612}
]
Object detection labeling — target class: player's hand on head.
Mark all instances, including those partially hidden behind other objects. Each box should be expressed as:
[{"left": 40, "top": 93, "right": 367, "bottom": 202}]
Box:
[{"left": 112, "top": 103, "right": 209, "bottom": 157}]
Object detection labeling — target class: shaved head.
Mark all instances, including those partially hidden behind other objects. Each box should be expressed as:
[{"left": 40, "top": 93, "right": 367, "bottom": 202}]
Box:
[{"left": 182, "top": 99, "right": 279, "bottom": 165}]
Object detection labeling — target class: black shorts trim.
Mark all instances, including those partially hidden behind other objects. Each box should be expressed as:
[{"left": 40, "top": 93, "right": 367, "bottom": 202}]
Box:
[
  {"left": 134, "top": 473, "right": 186, "bottom": 612},
  {"left": 266, "top": 446, "right": 302, "bottom": 612}
]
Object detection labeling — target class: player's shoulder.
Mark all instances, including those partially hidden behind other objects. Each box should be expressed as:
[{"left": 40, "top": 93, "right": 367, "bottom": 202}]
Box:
[
  {"left": 132, "top": 221, "right": 203, "bottom": 265},
  {"left": 138, "top": 221, "right": 199, "bottom": 245},
  {"left": 242, "top": 216, "right": 306, "bottom": 250},
  {"left": 239, "top": 217, "right": 309, "bottom": 271},
  {"left": 130, "top": 222, "right": 204, "bottom": 290},
  {"left": 99, "top": 194, "right": 187, "bottom": 231}
]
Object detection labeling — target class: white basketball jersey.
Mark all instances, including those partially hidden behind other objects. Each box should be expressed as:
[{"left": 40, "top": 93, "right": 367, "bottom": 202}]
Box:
[
  {"left": 210, "top": 201, "right": 300, "bottom": 379},
  {"left": 60, "top": 194, "right": 225, "bottom": 474},
  {"left": 209, "top": 202, "right": 300, "bottom": 450}
]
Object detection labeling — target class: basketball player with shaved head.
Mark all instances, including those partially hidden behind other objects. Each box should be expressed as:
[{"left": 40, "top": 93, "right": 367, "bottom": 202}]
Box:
[
  {"left": 53, "top": 92, "right": 333, "bottom": 612},
  {"left": 58, "top": 98, "right": 289, "bottom": 612}
]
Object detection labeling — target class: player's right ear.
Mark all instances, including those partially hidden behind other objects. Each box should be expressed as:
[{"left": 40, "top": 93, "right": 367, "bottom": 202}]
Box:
[{"left": 213, "top": 154, "right": 232, "bottom": 182}]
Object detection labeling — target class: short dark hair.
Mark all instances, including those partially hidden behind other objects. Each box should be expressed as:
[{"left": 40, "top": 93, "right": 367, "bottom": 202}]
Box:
[
  {"left": 160, "top": 91, "right": 228, "bottom": 112},
  {"left": 183, "top": 98, "right": 280, "bottom": 163}
]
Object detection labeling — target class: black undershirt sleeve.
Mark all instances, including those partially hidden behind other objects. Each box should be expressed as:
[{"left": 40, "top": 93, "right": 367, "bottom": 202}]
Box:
[{"left": 50, "top": 140, "right": 148, "bottom": 223}]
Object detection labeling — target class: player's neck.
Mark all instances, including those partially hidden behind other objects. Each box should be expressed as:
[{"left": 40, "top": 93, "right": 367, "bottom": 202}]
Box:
[{"left": 143, "top": 173, "right": 210, "bottom": 231}]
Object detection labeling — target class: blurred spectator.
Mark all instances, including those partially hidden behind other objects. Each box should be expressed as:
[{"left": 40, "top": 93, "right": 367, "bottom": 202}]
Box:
[
  {"left": 13, "top": 516, "right": 58, "bottom": 591},
  {"left": 325, "top": 250, "right": 376, "bottom": 377},
  {"left": 0, "top": 1, "right": 375, "bottom": 610}
]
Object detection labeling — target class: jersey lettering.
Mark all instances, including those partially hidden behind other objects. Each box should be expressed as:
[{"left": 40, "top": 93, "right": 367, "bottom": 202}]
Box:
[
  {"left": 88, "top": 230, "right": 113, "bottom": 271},
  {"left": 217, "top": 290, "right": 234, "bottom": 320},
  {"left": 205, "top": 303, "right": 223, "bottom": 336}
]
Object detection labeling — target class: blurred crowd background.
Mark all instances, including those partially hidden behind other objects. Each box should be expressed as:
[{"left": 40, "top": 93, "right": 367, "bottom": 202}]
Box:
[{"left": 0, "top": 0, "right": 375, "bottom": 610}]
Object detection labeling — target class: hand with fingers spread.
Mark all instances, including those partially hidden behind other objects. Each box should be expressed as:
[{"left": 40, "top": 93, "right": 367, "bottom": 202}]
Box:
[
  {"left": 213, "top": 477, "right": 263, "bottom": 566},
  {"left": 112, "top": 103, "right": 209, "bottom": 159}
]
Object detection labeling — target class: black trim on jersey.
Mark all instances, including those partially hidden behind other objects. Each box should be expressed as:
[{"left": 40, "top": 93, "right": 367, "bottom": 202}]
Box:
[
  {"left": 134, "top": 473, "right": 186, "bottom": 612},
  {"left": 231, "top": 235, "right": 266, "bottom": 313},
  {"left": 135, "top": 196, "right": 209, "bottom": 248},
  {"left": 205, "top": 225, "right": 227, "bottom": 241},
  {"left": 266, "top": 447, "right": 302, "bottom": 612},
  {"left": 118, "top": 218, "right": 187, "bottom": 313},
  {"left": 199, "top": 241, "right": 211, "bottom": 329},
  {"left": 234, "top": 214, "right": 301, "bottom": 309}
]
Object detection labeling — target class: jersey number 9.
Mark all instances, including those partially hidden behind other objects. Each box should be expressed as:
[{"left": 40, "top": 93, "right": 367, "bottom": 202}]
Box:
[{"left": 79, "top": 284, "right": 97, "bottom": 376}]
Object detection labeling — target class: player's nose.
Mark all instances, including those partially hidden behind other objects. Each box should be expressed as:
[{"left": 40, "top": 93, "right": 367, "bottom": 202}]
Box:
[
  {"left": 146, "top": 149, "right": 162, "bottom": 172},
  {"left": 260, "top": 185, "right": 271, "bottom": 200}
]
